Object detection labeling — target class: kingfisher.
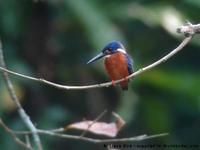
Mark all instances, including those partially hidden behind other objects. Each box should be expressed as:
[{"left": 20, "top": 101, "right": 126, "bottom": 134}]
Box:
[{"left": 87, "top": 41, "right": 133, "bottom": 90}]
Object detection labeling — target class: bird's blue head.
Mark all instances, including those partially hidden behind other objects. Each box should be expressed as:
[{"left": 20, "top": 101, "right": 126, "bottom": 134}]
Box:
[{"left": 87, "top": 41, "right": 126, "bottom": 64}]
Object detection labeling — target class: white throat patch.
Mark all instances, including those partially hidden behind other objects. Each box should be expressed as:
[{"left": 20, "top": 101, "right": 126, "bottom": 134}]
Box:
[
  {"left": 117, "top": 48, "right": 126, "bottom": 54},
  {"left": 105, "top": 55, "right": 111, "bottom": 58}
]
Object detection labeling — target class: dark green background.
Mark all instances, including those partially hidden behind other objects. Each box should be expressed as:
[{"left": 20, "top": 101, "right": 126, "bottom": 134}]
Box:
[{"left": 0, "top": 0, "right": 200, "bottom": 149}]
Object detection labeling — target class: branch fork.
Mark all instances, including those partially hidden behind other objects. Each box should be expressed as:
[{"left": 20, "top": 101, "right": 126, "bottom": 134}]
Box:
[{"left": 177, "top": 21, "right": 200, "bottom": 37}]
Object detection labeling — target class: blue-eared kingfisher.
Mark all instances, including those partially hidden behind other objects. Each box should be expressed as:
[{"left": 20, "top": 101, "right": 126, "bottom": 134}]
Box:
[{"left": 87, "top": 41, "right": 133, "bottom": 90}]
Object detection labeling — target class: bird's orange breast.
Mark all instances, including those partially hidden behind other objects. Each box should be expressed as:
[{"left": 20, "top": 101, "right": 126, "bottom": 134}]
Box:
[{"left": 104, "top": 52, "right": 129, "bottom": 90}]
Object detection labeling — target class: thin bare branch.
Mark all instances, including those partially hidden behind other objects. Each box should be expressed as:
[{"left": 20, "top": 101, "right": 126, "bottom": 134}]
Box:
[
  {"left": 36, "top": 130, "right": 168, "bottom": 143},
  {"left": 177, "top": 21, "right": 200, "bottom": 36},
  {"left": 0, "top": 35, "right": 192, "bottom": 90},
  {"left": 13, "top": 128, "right": 168, "bottom": 144},
  {"left": 0, "top": 23, "right": 196, "bottom": 90},
  {"left": 0, "top": 119, "right": 33, "bottom": 150},
  {"left": 0, "top": 118, "right": 168, "bottom": 144},
  {"left": 0, "top": 40, "right": 43, "bottom": 150},
  {"left": 25, "top": 135, "right": 32, "bottom": 149}
]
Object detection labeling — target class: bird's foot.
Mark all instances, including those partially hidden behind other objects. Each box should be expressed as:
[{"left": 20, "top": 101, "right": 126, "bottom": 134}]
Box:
[
  {"left": 112, "top": 80, "right": 116, "bottom": 87},
  {"left": 124, "top": 76, "right": 128, "bottom": 81}
]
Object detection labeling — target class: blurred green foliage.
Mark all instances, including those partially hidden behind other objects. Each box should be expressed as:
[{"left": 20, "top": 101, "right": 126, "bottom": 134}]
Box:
[{"left": 0, "top": 0, "right": 200, "bottom": 149}]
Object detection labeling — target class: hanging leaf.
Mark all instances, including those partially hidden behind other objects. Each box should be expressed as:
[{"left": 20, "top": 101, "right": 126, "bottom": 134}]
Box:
[{"left": 66, "top": 112, "right": 125, "bottom": 137}]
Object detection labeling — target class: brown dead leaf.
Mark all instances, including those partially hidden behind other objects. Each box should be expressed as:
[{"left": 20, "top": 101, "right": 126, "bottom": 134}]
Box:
[{"left": 66, "top": 112, "right": 125, "bottom": 137}]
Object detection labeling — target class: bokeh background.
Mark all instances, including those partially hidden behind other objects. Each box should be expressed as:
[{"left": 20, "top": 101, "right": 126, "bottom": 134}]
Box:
[{"left": 0, "top": 0, "right": 200, "bottom": 149}]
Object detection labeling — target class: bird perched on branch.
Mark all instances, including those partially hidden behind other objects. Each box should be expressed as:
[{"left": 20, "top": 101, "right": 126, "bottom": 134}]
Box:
[{"left": 87, "top": 41, "right": 133, "bottom": 90}]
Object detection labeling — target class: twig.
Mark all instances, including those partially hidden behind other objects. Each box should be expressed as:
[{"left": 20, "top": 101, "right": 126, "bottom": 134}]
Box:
[
  {"left": 0, "top": 22, "right": 196, "bottom": 90},
  {"left": 14, "top": 128, "right": 168, "bottom": 144},
  {"left": 0, "top": 40, "right": 43, "bottom": 150},
  {"left": 36, "top": 130, "right": 169, "bottom": 143},
  {"left": 177, "top": 22, "right": 200, "bottom": 36},
  {"left": 0, "top": 35, "right": 192, "bottom": 90},
  {"left": 25, "top": 135, "right": 32, "bottom": 149},
  {"left": 0, "top": 23, "right": 196, "bottom": 90},
  {"left": 0, "top": 119, "right": 33, "bottom": 150},
  {"left": 0, "top": 117, "right": 168, "bottom": 144}
]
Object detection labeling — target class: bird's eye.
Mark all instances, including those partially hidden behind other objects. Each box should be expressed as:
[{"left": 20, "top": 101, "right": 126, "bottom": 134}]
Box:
[{"left": 105, "top": 49, "right": 110, "bottom": 54}]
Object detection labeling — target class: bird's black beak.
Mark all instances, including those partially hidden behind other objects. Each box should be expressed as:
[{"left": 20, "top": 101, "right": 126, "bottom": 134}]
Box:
[{"left": 87, "top": 52, "right": 106, "bottom": 64}]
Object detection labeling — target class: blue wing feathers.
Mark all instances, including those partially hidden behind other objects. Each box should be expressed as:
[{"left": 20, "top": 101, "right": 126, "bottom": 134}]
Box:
[{"left": 125, "top": 54, "right": 133, "bottom": 75}]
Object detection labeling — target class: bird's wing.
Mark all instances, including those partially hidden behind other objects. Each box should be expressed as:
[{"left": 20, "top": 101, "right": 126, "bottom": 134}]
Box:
[{"left": 125, "top": 54, "right": 134, "bottom": 75}]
